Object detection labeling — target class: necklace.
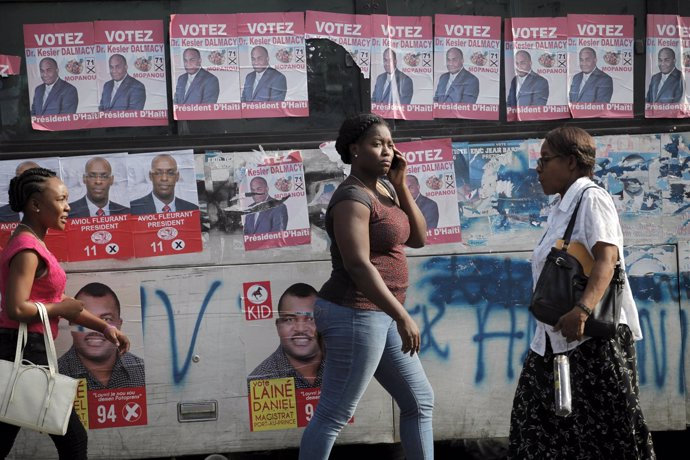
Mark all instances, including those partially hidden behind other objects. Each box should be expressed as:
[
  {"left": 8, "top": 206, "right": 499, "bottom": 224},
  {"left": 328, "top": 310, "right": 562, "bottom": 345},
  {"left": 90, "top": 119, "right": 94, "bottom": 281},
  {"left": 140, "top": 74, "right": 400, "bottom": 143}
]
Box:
[
  {"left": 348, "top": 173, "right": 376, "bottom": 193},
  {"left": 15, "top": 223, "right": 45, "bottom": 245}
]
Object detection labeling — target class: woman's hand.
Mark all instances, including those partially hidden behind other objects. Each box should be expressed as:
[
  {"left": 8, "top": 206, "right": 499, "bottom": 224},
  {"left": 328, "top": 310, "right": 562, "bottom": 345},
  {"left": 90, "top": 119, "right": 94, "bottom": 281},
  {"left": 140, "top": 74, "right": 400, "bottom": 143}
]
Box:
[
  {"left": 396, "top": 314, "right": 421, "bottom": 356},
  {"left": 553, "top": 307, "right": 588, "bottom": 342},
  {"left": 103, "top": 326, "right": 131, "bottom": 355},
  {"left": 387, "top": 147, "right": 407, "bottom": 187},
  {"left": 55, "top": 296, "right": 84, "bottom": 321}
]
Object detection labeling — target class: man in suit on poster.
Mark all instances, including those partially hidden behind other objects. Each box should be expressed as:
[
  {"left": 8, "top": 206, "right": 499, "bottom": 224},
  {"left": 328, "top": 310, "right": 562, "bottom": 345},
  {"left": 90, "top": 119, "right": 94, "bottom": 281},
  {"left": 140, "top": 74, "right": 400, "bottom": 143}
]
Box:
[
  {"left": 434, "top": 47, "right": 479, "bottom": 104},
  {"left": 99, "top": 54, "right": 146, "bottom": 111},
  {"left": 507, "top": 50, "right": 549, "bottom": 107},
  {"left": 406, "top": 175, "right": 439, "bottom": 229},
  {"left": 241, "top": 46, "right": 287, "bottom": 102},
  {"left": 130, "top": 154, "right": 198, "bottom": 215},
  {"left": 174, "top": 48, "right": 220, "bottom": 104},
  {"left": 0, "top": 160, "right": 40, "bottom": 222},
  {"left": 30, "top": 57, "right": 78, "bottom": 115},
  {"left": 569, "top": 47, "right": 614, "bottom": 103},
  {"left": 243, "top": 176, "right": 288, "bottom": 235},
  {"left": 371, "top": 48, "right": 414, "bottom": 105},
  {"left": 68, "top": 157, "right": 130, "bottom": 218},
  {"left": 646, "top": 47, "right": 684, "bottom": 104}
]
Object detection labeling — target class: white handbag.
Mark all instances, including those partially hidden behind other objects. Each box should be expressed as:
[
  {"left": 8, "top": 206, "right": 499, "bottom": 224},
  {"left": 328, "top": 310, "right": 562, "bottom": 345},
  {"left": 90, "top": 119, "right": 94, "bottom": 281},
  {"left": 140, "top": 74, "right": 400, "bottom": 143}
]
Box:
[{"left": 0, "top": 301, "right": 79, "bottom": 435}]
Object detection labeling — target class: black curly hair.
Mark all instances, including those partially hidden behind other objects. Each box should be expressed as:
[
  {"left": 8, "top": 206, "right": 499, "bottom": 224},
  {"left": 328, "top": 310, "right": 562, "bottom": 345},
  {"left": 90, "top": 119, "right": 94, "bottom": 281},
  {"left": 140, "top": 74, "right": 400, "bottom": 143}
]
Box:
[
  {"left": 334, "top": 113, "right": 389, "bottom": 164},
  {"left": 543, "top": 126, "right": 596, "bottom": 178},
  {"left": 8, "top": 167, "right": 57, "bottom": 213}
]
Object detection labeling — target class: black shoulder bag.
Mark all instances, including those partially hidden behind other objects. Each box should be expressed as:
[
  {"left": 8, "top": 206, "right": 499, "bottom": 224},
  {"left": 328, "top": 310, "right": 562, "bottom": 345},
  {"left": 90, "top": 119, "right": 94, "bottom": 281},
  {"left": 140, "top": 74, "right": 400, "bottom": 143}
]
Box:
[{"left": 529, "top": 186, "right": 624, "bottom": 339}]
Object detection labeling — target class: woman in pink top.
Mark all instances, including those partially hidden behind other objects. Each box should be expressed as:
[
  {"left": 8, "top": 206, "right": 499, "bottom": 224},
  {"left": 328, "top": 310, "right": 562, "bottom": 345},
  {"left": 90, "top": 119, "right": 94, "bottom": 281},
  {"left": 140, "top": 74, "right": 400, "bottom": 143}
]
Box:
[{"left": 0, "top": 168, "right": 130, "bottom": 459}]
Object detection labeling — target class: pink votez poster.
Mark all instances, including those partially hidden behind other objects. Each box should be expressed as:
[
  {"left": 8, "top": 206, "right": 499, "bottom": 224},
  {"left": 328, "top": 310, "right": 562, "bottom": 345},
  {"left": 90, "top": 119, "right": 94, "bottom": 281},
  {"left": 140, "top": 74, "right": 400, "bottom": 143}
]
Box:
[
  {"left": 169, "top": 14, "right": 240, "bottom": 120},
  {"left": 396, "top": 139, "right": 462, "bottom": 245},
  {"left": 94, "top": 20, "right": 167, "bottom": 127},
  {"left": 508, "top": 18, "right": 569, "bottom": 122},
  {"left": 305, "top": 10, "right": 371, "bottom": 78},
  {"left": 371, "top": 14, "right": 433, "bottom": 120},
  {"left": 237, "top": 12, "right": 308, "bottom": 118},
  {"left": 239, "top": 151, "right": 311, "bottom": 251},
  {"left": 567, "top": 14, "right": 634, "bottom": 118},
  {"left": 645, "top": 15, "right": 689, "bottom": 118},
  {"left": 24, "top": 22, "right": 98, "bottom": 131},
  {"left": 433, "top": 14, "right": 501, "bottom": 120}
]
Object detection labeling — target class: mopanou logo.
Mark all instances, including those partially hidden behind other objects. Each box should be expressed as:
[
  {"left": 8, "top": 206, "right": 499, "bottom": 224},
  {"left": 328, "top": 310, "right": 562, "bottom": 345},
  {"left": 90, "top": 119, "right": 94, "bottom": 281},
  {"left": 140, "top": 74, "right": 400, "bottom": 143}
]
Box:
[{"left": 243, "top": 281, "right": 273, "bottom": 320}]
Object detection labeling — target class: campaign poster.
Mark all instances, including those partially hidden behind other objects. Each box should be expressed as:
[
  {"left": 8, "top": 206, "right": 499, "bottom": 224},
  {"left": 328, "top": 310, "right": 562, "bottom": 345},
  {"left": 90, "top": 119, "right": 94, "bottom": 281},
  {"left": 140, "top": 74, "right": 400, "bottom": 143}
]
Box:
[
  {"left": 454, "top": 140, "right": 549, "bottom": 250},
  {"left": 0, "top": 157, "right": 64, "bottom": 259},
  {"left": 23, "top": 22, "right": 99, "bottom": 131},
  {"left": 305, "top": 10, "right": 371, "bottom": 78},
  {"left": 396, "top": 139, "right": 462, "bottom": 244},
  {"left": 509, "top": 18, "right": 569, "bottom": 121},
  {"left": 127, "top": 150, "right": 202, "bottom": 258},
  {"left": 594, "top": 134, "right": 663, "bottom": 244},
  {"left": 57, "top": 273, "right": 147, "bottom": 429},
  {"left": 169, "top": 14, "right": 240, "bottom": 120},
  {"left": 433, "top": 14, "right": 501, "bottom": 120},
  {"left": 237, "top": 12, "right": 308, "bottom": 118},
  {"left": 61, "top": 153, "right": 133, "bottom": 261},
  {"left": 370, "top": 14, "right": 433, "bottom": 120},
  {"left": 94, "top": 20, "right": 167, "bottom": 127},
  {"left": 238, "top": 151, "right": 311, "bottom": 251},
  {"left": 0, "top": 54, "right": 21, "bottom": 77},
  {"left": 245, "top": 280, "right": 324, "bottom": 431},
  {"left": 567, "top": 14, "right": 634, "bottom": 118},
  {"left": 645, "top": 15, "right": 689, "bottom": 118}
]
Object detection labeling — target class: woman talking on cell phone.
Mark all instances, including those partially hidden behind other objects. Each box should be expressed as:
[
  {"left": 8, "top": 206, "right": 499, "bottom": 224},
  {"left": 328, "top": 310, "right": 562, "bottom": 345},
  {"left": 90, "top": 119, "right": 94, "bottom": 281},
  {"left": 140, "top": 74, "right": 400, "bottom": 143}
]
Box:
[
  {"left": 299, "top": 113, "right": 434, "bottom": 460},
  {"left": 0, "top": 168, "right": 130, "bottom": 459}
]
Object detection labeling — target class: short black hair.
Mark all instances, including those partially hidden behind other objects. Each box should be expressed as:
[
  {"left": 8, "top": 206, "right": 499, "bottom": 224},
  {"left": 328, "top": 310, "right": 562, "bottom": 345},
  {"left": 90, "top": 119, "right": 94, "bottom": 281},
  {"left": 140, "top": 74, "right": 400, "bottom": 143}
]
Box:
[
  {"left": 74, "top": 282, "right": 121, "bottom": 315},
  {"left": 8, "top": 167, "right": 57, "bottom": 213},
  {"left": 334, "top": 113, "right": 389, "bottom": 164},
  {"left": 277, "top": 283, "right": 317, "bottom": 315}
]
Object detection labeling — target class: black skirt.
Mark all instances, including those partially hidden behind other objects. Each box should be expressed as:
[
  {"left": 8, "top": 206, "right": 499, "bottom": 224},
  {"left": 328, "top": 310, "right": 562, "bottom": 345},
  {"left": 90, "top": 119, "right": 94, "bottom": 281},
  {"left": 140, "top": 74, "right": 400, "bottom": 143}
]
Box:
[{"left": 508, "top": 325, "right": 656, "bottom": 460}]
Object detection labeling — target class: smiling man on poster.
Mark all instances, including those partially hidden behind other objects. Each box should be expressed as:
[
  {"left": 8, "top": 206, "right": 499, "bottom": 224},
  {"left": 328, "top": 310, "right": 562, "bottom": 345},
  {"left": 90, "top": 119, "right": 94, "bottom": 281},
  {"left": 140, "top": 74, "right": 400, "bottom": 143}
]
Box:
[
  {"left": 507, "top": 50, "right": 548, "bottom": 107},
  {"left": 569, "top": 47, "right": 613, "bottom": 103},
  {"left": 241, "top": 45, "right": 287, "bottom": 102},
  {"left": 174, "top": 48, "right": 220, "bottom": 104},
  {"left": 646, "top": 47, "right": 684, "bottom": 104},
  {"left": 434, "top": 47, "right": 479, "bottom": 104},
  {"left": 131, "top": 154, "right": 198, "bottom": 215},
  {"left": 372, "top": 48, "right": 414, "bottom": 105},
  {"left": 69, "top": 157, "right": 130, "bottom": 218},
  {"left": 30, "top": 57, "right": 78, "bottom": 115},
  {"left": 99, "top": 54, "right": 146, "bottom": 111}
]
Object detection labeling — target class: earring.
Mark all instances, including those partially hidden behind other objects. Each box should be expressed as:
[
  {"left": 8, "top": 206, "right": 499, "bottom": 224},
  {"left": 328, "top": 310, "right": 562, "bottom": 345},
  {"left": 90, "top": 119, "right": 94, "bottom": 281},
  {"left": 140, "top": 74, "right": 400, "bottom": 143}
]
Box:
[
  {"left": 35, "top": 208, "right": 40, "bottom": 213},
  {"left": 353, "top": 154, "right": 358, "bottom": 158}
]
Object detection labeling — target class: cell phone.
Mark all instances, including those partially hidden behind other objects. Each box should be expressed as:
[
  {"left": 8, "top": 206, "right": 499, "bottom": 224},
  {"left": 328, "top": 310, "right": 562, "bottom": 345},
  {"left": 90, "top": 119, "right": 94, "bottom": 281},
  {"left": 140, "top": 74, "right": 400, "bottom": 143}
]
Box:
[{"left": 391, "top": 154, "right": 401, "bottom": 170}]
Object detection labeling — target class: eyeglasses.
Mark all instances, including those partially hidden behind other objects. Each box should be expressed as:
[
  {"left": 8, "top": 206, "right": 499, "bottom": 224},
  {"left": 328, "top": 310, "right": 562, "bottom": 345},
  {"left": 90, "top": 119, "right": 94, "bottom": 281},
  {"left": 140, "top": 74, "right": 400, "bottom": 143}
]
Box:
[
  {"left": 536, "top": 155, "right": 560, "bottom": 169},
  {"left": 151, "top": 170, "right": 178, "bottom": 177},
  {"left": 85, "top": 173, "right": 112, "bottom": 180},
  {"left": 276, "top": 313, "right": 315, "bottom": 325}
]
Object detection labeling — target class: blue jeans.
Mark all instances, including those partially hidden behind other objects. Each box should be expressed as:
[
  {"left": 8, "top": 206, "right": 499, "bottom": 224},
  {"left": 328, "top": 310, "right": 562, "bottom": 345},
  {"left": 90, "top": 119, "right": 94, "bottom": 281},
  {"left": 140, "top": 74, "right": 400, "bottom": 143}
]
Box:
[{"left": 299, "top": 298, "right": 434, "bottom": 460}]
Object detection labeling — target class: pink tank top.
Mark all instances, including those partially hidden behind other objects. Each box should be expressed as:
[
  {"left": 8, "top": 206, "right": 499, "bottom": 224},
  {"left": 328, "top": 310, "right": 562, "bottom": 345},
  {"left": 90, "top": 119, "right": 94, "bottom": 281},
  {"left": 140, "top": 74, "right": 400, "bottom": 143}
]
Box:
[{"left": 0, "top": 233, "right": 67, "bottom": 338}]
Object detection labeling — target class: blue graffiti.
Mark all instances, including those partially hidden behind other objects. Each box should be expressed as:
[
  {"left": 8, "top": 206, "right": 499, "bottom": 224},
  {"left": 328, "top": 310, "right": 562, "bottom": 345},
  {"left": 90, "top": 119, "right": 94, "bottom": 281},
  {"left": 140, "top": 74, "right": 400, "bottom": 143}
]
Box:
[
  {"left": 413, "top": 255, "right": 531, "bottom": 383},
  {"left": 141, "top": 280, "right": 223, "bottom": 384},
  {"left": 412, "top": 254, "right": 685, "bottom": 391}
]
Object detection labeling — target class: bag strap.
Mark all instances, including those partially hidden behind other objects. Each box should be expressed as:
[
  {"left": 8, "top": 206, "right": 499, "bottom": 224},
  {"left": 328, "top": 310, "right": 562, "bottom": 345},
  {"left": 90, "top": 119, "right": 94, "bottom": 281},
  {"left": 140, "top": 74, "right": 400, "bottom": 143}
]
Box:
[
  {"left": 561, "top": 185, "right": 598, "bottom": 245},
  {"left": 35, "top": 302, "right": 59, "bottom": 376},
  {"left": 13, "top": 322, "right": 28, "bottom": 368}
]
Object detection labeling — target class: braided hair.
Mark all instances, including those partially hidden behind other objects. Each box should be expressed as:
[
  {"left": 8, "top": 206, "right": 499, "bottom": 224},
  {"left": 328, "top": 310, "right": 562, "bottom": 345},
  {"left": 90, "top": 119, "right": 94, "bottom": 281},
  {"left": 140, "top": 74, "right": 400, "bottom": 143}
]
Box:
[
  {"left": 8, "top": 167, "right": 57, "bottom": 213},
  {"left": 543, "top": 126, "right": 596, "bottom": 178},
  {"left": 334, "top": 113, "right": 389, "bottom": 164}
]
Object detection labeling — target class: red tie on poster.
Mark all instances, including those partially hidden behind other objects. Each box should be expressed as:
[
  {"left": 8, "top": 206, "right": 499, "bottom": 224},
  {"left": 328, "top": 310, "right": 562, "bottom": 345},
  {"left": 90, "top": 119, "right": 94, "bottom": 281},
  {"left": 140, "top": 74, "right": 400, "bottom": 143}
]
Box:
[{"left": 96, "top": 208, "right": 105, "bottom": 216}]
